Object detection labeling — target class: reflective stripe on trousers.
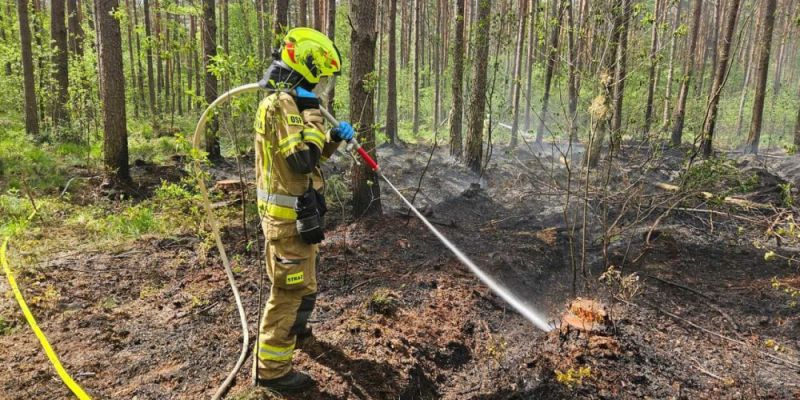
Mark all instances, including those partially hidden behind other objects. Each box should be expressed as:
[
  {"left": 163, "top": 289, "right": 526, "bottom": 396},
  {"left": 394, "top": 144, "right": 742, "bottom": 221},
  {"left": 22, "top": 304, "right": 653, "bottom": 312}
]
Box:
[{"left": 257, "top": 189, "right": 298, "bottom": 219}]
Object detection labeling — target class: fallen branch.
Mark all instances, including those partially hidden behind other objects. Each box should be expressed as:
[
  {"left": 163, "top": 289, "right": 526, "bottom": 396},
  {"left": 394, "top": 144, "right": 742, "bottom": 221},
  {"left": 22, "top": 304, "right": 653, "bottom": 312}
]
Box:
[{"left": 654, "top": 182, "right": 773, "bottom": 210}]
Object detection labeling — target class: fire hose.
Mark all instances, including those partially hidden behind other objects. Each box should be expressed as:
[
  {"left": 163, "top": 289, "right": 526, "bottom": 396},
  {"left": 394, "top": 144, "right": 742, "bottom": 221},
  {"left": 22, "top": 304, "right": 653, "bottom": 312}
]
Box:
[{"left": 192, "top": 83, "right": 552, "bottom": 399}]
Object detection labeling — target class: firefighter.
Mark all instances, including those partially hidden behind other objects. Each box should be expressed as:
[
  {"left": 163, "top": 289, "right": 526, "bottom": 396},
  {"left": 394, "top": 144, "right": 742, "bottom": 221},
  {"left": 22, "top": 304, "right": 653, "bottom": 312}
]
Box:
[{"left": 252, "top": 27, "right": 354, "bottom": 393}]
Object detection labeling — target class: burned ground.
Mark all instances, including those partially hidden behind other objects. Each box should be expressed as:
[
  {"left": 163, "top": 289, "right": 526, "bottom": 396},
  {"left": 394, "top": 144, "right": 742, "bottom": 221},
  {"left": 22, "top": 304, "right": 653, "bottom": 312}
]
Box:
[{"left": 1, "top": 143, "right": 799, "bottom": 399}]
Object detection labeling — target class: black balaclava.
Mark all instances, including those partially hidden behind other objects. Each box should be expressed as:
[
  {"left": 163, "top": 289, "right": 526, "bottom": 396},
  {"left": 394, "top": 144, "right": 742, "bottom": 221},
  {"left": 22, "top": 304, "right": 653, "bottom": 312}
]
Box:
[{"left": 258, "top": 56, "right": 319, "bottom": 110}]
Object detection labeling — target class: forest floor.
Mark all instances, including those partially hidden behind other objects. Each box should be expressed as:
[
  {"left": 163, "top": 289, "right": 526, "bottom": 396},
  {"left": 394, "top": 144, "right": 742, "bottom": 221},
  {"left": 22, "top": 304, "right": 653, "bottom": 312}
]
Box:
[{"left": 1, "top": 139, "right": 800, "bottom": 399}]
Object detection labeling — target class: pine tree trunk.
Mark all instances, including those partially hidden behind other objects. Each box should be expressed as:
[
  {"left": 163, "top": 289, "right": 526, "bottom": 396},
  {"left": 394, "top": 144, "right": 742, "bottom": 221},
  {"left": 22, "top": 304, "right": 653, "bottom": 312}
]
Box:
[
  {"left": 274, "top": 0, "right": 289, "bottom": 45},
  {"left": 203, "top": 0, "right": 221, "bottom": 160},
  {"left": 662, "top": 0, "right": 682, "bottom": 129},
  {"left": 155, "top": 0, "right": 163, "bottom": 107},
  {"left": 735, "top": 10, "right": 757, "bottom": 138},
  {"left": 465, "top": 0, "right": 491, "bottom": 173},
  {"left": 67, "top": 0, "right": 83, "bottom": 56},
  {"left": 222, "top": 0, "right": 229, "bottom": 53},
  {"left": 794, "top": 89, "right": 800, "bottom": 147},
  {"left": 610, "top": 0, "right": 631, "bottom": 148},
  {"left": 125, "top": 0, "right": 139, "bottom": 118},
  {"left": 509, "top": 0, "right": 528, "bottom": 147},
  {"left": 745, "top": 0, "right": 778, "bottom": 154},
  {"left": 96, "top": 0, "right": 131, "bottom": 185},
  {"left": 385, "top": 0, "right": 399, "bottom": 144},
  {"left": 566, "top": 0, "right": 579, "bottom": 142},
  {"left": 350, "top": 0, "right": 382, "bottom": 218},
  {"left": 144, "top": 0, "right": 158, "bottom": 116},
  {"left": 669, "top": 0, "right": 703, "bottom": 147},
  {"left": 17, "top": 0, "right": 39, "bottom": 137},
  {"left": 535, "top": 0, "right": 564, "bottom": 144},
  {"left": 326, "top": 0, "right": 336, "bottom": 112},
  {"left": 298, "top": 0, "right": 307, "bottom": 26},
  {"left": 702, "top": 0, "right": 741, "bottom": 157},
  {"left": 772, "top": 9, "right": 790, "bottom": 96},
  {"left": 132, "top": 0, "right": 146, "bottom": 112},
  {"left": 314, "top": 0, "right": 325, "bottom": 31},
  {"left": 643, "top": 0, "right": 661, "bottom": 135},
  {"left": 256, "top": 0, "right": 265, "bottom": 60},
  {"left": 412, "top": 0, "right": 421, "bottom": 134},
  {"left": 523, "top": 0, "right": 537, "bottom": 134},
  {"left": 51, "top": 0, "right": 70, "bottom": 126},
  {"left": 449, "top": 0, "right": 465, "bottom": 158}
]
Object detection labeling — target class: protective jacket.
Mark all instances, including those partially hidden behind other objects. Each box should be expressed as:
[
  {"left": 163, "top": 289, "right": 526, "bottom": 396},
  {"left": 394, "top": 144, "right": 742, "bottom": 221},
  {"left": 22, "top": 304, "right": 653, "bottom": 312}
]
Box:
[{"left": 253, "top": 91, "right": 340, "bottom": 380}]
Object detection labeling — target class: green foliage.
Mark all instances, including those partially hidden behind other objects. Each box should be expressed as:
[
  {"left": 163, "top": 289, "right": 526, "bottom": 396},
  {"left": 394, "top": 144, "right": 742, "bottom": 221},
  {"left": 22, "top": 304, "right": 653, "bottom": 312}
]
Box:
[
  {"left": 555, "top": 366, "right": 592, "bottom": 389},
  {"left": 101, "top": 205, "right": 164, "bottom": 238}
]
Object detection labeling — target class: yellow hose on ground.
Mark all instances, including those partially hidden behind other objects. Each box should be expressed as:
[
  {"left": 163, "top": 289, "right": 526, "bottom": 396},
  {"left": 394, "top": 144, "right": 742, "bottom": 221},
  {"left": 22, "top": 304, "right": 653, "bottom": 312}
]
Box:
[{"left": 1, "top": 210, "right": 93, "bottom": 400}]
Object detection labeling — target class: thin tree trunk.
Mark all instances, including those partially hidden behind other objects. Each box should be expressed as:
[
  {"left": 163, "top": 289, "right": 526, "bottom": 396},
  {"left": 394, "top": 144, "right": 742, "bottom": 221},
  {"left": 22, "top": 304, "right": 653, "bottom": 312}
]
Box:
[
  {"left": 67, "top": 0, "right": 83, "bottom": 56},
  {"left": 385, "top": 0, "right": 399, "bottom": 144},
  {"left": 222, "top": 0, "right": 229, "bottom": 53},
  {"left": 509, "top": 0, "right": 528, "bottom": 147},
  {"left": 155, "top": 0, "right": 163, "bottom": 107},
  {"left": 125, "top": 0, "right": 139, "bottom": 118},
  {"left": 203, "top": 0, "right": 220, "bottom": 160},
  {"left": 350, "top": 0, "right": 382, "bottom": 217},
  {"left": 745, "top": 0, "right": 778, "bottom": 154},
  {"left": 794, "top": 88, "right": 800, "bottom": 147},
  {"left": 662, "top": 0, "right": 682, "bottom": 129},
  {"left": 51, "top": 0, "right": 70, "bottom": 126},
  {"left": 735, "top": 9, "right": 757, "bottom": 137},
  {"left": 144, "top": 0, "right": 158, "bottom": 117},
  {"left": 314, "top": 0, "right": 325, "bottom": 31},
  {"left": 132, "top": 0, "right": 146, "bottom": 113},
  {"left": 465, "top": 0, "right": 491, "bottom": 173},
  {"left": 643, "top": 0, "right": 662, "bottom": 135},
  {"left": 96, "top": 0, "right": 131, "bottom": 185},
  {"left": 17, "top": 0, "right": 39, "bottom": 137},
  {"left": 669, "top": 0, "right": 703, "bottom": 147},
  {"left": 610, "top": 0, "right": 631, "bottom": 148},
  {"left": 274, "top": 0, "right": 289, "bottom": 46},
  {"left": 773, "top": 8, "right": 790, "bottom": 96},
  {"left": 449, "top": 0, "right": 465, "bottom": 158},
  {"left": 412, "top": 0, "right": 421, "bottom": 134},
  {"left": 535, "top": 0, "right": 564, "bottom": 144},
  {"left": 566, "top": 0, "right": 579, "bottom": 142},
  {"left": 326, "top": 0, "right": 335, "bottom": 111},
  {"left": 256, "top": 0, "right": 265, "bottom": 60},
  {"left": 523, "top": 0, "right": 537, "bottom": 134},
  {"left": 298, "top": 0, "right": 307, "bottom": 26},
  {"left": 702, "top": 0, "right": 742, "bottom": 157}
]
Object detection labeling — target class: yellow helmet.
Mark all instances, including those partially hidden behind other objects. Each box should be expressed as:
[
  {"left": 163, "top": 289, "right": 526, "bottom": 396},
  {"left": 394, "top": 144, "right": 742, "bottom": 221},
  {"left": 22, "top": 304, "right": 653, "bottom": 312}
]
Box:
[{"left": 280, "top": 27, "right": 342, "bottom": 84}]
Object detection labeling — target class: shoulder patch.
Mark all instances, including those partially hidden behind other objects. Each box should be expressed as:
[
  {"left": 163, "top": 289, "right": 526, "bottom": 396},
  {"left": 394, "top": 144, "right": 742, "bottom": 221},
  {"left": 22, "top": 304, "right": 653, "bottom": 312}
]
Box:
[{"left": 286, "top": 114, "right": 304, "bottom": 126}]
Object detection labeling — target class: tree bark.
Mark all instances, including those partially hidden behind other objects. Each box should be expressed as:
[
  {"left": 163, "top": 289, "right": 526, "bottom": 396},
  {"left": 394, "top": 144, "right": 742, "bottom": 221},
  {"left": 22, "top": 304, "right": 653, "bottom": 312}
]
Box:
[
  {"left": 566, "top": 0, "right": 578, "bottom": 142},
  {"left": 385, "top": 0, "right": 399, "bottom": 144},
  {"left": 610, "top": 0, "right": 631, "bottom": 148},
  {"left": 144, "top": 0, "right": 158, "bottom": 117},
  {"left": 222, "top": 0, "right": 229, "bottom": 53},
  {"left": 124, "top": 0, "right": 139, "bottom": 118},
  {"left": 745, "top": 0, "right": 778, "bottom": 154},
  {"left": 350, "top": 0, "right": 382, "bottom": 218},
  {"left": 509, "top": 0, "right": 528, "bottom": 147},
  {"left": 412, "top": 0, "right": 421, "bottom": 134},
  {"left": 96, "top": 0, "right": 131, "bottom": 185},
  {"left": 298, "top": 0, "right": 307, "bottom": 26},
  {"left": 523, "top": 0, "right": 537, "bottom": 134},
  {"left": 535, "top": 0, "right": 564, "bottom": 144},
  {"left": 465, "top": 0, "right": 491, "bottom": 173},
  {"left": 449, "top": 0, "right": 465, "bottom": 158},
  {"left": 669, "top": 0, "right": 703, "bottom": 147},
  {"left": 67, "top": 0, "right": 83, "bottom": 56},
  {"left": 701, "top": 0, "right": 741, "bottom": 157},
  {"left": 256, "top": 0, "right": 265, "bottom": 60},
  {"left": 643, "top": 0, "right": 662, "bottom": 135},
  {"left": 662, "top": 0, "right": 682, "bottom": 128},
  {"left": 203, "top": 0, "right": 220, "bottom": 160},
  {"left": 132, "top": 0, "right": 146, "bottom": 113},
  {"left": 51, "top": 0, "right": 70, "bottom": 126},
  {"left": 735, "top": 8, "right": 757, "bottom": 137},
  {"left": 17, "top": 0, "right": 39, "bottom": 137},
  {"left": 274, "top": 0, "right": 289, "bottom": 47}
]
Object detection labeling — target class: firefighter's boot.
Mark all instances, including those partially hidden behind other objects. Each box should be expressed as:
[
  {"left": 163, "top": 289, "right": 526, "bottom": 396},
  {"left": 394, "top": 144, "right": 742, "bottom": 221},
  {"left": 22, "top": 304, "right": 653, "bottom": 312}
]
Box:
[{"left": 256, "top": 370, "right": 315, "bottom": 393}]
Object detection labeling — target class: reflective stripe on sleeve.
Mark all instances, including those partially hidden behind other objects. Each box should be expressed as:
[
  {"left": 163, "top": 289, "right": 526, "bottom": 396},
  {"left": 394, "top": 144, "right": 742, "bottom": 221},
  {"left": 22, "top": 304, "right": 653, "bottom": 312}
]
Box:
[
  {"left": 302, "top": 129, "right": 326, "bottom": 149},
  {"left": 257, "top": 200, "right": 298, "bottom": 220}
]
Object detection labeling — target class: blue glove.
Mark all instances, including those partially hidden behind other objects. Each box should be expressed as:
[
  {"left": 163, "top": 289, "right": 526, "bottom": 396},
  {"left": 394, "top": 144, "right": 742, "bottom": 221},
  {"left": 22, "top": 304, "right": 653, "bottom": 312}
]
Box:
[
  {"left": 331, "top": 121, "right": 355, "bottom": 142},
  {"left": 294, "top": 87, "right": 317, "bottom": 99}
]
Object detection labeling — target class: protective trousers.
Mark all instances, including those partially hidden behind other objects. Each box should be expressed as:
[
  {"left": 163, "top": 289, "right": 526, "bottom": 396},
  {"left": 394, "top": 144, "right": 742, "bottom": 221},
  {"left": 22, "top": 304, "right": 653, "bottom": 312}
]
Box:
[{"left": 256, "top": 234, "right": 318, "bottom": 380}]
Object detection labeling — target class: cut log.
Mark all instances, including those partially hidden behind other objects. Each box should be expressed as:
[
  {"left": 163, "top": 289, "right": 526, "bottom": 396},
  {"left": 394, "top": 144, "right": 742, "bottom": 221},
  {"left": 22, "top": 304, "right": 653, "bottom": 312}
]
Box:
[{"left": 654, "top": 182, "right": 773, "bottom": 210}]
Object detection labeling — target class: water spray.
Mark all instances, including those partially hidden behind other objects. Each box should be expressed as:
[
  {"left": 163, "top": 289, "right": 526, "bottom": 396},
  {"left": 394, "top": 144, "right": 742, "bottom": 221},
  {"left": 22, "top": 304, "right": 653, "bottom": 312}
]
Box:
[{"left": 192, "top": 83, "right": 553, "bottom": 398}]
